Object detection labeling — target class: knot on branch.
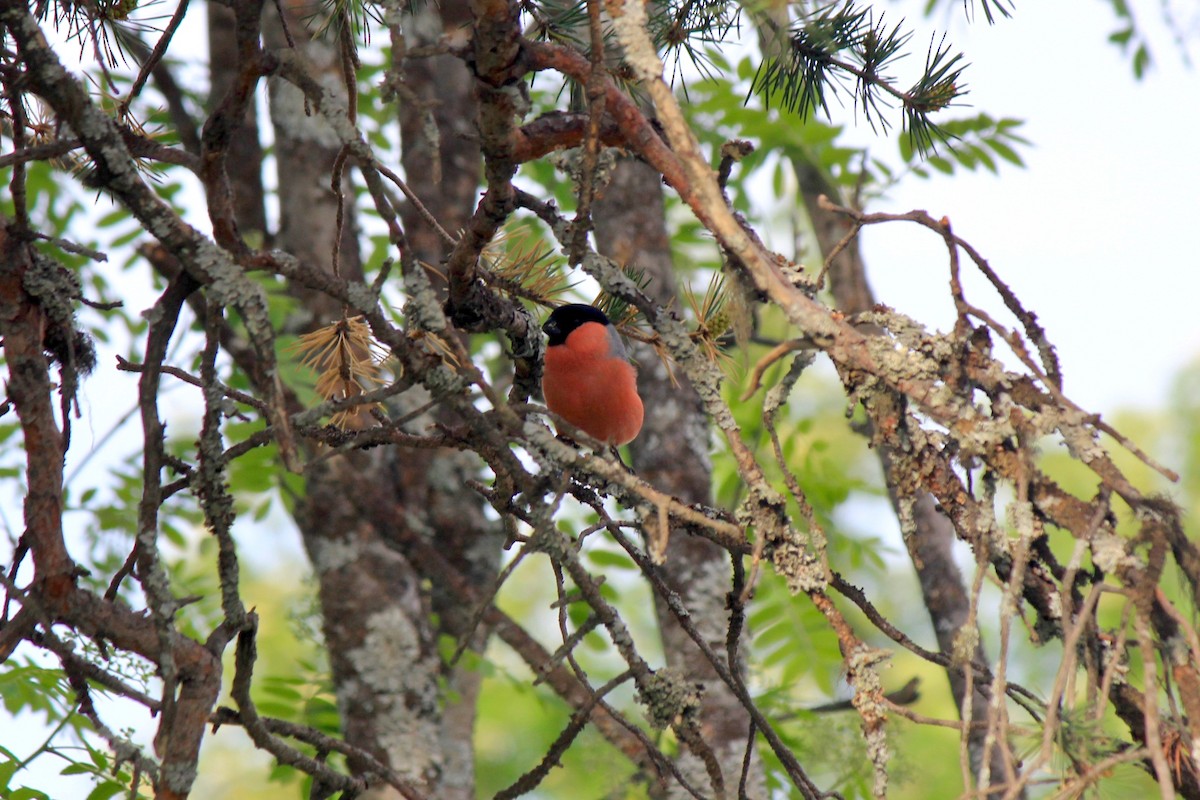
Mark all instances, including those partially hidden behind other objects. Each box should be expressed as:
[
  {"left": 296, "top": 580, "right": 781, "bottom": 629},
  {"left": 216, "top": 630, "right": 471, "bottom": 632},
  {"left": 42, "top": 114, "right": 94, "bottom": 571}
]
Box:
[
  {"left": 22, "top": 252, "right": 97, "bottom": 376},
  {"left": 738, "top": 485, "right": 823, "bottom": 593},
  {"left": 443, "top": 280, "right": 491, "bottom": 332},
  {"left": 442, "top": 282, "right": 542, "bottom": 400},
  {"left": 639, "top": 667, "right": 702, "bottom": 731}
]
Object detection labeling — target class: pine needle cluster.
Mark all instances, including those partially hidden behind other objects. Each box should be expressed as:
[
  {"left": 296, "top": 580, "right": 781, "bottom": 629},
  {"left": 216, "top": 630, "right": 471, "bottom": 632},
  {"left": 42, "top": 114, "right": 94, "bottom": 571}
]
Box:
[
  {"left": 751, "top": 1, "right": 968, "bottom": 154},
  {"left": 287, "top": 315, "right": 386, "bottom": 430},
  {"left": 682, "top": 272, "right": 734, "bottom": 368},
  {"left": 37, "top": 0, "right": 154, "bottom": 68},
  {"left": 482, "top": 231, "right": 573, "bottom": 307},
  {"left": 594, "top": 264, "right": 652, "bottom": 330}
]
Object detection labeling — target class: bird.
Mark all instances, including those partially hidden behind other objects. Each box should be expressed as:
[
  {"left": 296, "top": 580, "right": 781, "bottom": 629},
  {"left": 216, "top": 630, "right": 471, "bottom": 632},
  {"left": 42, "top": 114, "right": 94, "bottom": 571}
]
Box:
[{"left": 541, "top": 303, "right": 644, "bottom": 448}]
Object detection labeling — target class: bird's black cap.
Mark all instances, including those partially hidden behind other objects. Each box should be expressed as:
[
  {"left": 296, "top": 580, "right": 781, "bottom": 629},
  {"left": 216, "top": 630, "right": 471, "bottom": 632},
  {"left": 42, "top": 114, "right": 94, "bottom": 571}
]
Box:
[{"left": 543, "top": 304, "right": 611, "bottom": 346}]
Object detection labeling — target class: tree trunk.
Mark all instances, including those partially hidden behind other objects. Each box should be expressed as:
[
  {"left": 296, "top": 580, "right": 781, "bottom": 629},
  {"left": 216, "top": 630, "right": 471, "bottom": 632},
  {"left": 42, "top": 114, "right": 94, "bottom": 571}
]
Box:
[
  {"left": 255, "top": 1, "right": 497, "bottom": 795},
  {"left": 793, "top": 156, "right": 1025, "bottom": 798},
  {"left": 392, "top": 3, "right": 499, "bottom": 797},
  {"left": 595, "top": 157, "right": 764, "bottom": 797}
]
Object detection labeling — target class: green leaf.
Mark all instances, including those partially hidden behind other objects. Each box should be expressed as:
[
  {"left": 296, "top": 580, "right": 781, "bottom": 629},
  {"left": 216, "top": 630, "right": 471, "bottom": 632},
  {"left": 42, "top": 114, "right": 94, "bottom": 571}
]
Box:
[
  {"left": 986, "top": 138, "right": 1024, "bottom": 166},
  {"left": 60, "top": 763, "right": 98, "bottom": 776},
  {"left": 567, "top": 600, "right": 590, "bottom": 629},
  {"left": 10, "top": 787, "right": 51, "bottom": 800},
  {"left": 951, "top": 147, "right": 977, "bottom": 170},
  {"left": 95, "top": 208, "right": 128, "bottom": 228},
  {"left": 754, "top": 620, "right": 795, "bottom": 652},
  {"left": 86, "top": 743, "right": 109, "bottom": 772},
  {"left": 260, "top": 681, "right": 304, "bottom": 701},
  {"left": 87, "top": 782, "right": 129, "bottom": 800},
  {"left": 0, "top": 760, "right": 18, "bottom": 790},
  {"left": 160, "top": 519, "right": 187, "bottom": 548},
  {"left": 256, "top": 699, "right": 297, "bottom": 718},
  {"left": 1132, "top": 44, "right": 1150, "bottom": 79},
  {"left": 110, "top": 228, "right": 143, "bottom": 249},
  {"left": 0, "top": 421, "right": 21, "bottom": 443},
  {"left": 585, "top": 549, "right": 636, "bottom": 572},
  {"left": 928, "top": 155, "right": 954, "bottom": 174},
  {"left": 969, "top": 143, "right": 997, "bottom": 173},
  {"left": 87, "top": 781, "right": 128, "bottom": 800},
  {"left": 1108, "top": 27, "right": 1133, "bottom": 47}
]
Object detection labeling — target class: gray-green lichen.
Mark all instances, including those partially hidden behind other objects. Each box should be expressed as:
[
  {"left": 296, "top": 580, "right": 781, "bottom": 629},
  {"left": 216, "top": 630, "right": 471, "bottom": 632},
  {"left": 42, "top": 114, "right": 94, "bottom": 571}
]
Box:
[
  {"left": 1007, "top": 499, "right": 1036, "bottom": 542},
  {"left": 524, "top": 421, "right": 579, "bottom": 466},
  {"left": 159, "top": 762, "right": 198, "bottom": 794},
  {"left": 269, "top": 75, "right": 344, "bottom": 150},
  {"left": 753, "top": 506, "right": 824, "bottom": 596},
  {"left": 866, "top": 724, "right": 891, "bottom": 799},
  {"left": 1090, "top": 529, "right": 1138, "bottom": 574},
  {"left": 549, "top": 146, "right": 621, "bottom": 195},
  {"left": 639, "top": 667, "right": 701, "bottom": 730},
  {"left": 1100, "top": 637, "right": 1130, "bottom": 686},
  {"left": 344, "top": 605, "right": 441, "bottom": 780},
  {"left": 896, "top": 494, "right": 917, "bottom": 544},
  {"left": 680, "top": 555, "right": 738, "bottom": 650},
  {"left": 951, "top": 624, "right": 980, "bottom": 665},
  {"left": 309, "top": 536, "right": 361, "bottom": 575},
  {"left": 973, "top": 479, "right": 1008, "bottom": 557},
  {"left": 345, "top": 281, "right": 379, "bottom": 315},
  {"left": 845, "top": 645, "right": 892, "bottom": 800},
  {"left": 22, "top": 253, "right": 81, "bottom": 322},
  {"left": 608, "top": 0, "right": 665, "bottom": 81},
  {"left": 1056, "top": 414, "right": 1106, "bottom": 466}
]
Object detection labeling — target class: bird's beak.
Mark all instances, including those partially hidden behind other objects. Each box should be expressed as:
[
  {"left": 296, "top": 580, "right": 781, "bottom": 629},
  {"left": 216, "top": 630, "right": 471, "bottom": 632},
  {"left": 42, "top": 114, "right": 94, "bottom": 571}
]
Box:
[{"left": 542, "top": 318, "right": 560, "bottom": 338}]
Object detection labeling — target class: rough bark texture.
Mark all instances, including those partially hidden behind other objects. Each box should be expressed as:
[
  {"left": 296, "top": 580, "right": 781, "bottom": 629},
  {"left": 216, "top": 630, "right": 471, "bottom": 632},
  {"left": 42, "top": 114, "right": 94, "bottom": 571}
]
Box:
[
  {"left": 595, "top": 157, "right": 765, "bottom": 796},
  {"left": 207, "top": 2, "right": 267, "bottom": 241},
  {"left": 262, "top": 3, "right": 463, "bottom": 795},
  {"left": 793, "top": 157, "right": 1024, "bottom": 796},
  {"left": 392, "top": 3, "right": 499, "bottom": 797},
  {"left": 265, "top": 0, "right": 363, "bottom": 310}
]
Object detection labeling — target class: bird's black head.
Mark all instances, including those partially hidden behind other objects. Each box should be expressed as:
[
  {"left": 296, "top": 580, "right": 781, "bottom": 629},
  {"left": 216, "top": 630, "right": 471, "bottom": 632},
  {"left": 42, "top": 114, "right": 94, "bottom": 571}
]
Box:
[{"left": 542, "top": 304, "right": 611, "bottom": 346}]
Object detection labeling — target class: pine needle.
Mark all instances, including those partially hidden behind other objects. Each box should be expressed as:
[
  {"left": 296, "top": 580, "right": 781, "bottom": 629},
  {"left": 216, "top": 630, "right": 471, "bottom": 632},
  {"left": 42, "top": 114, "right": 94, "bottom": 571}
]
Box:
[
  {"left": 594, "top": 264, "right": 651, "bottom": 328},
  {"left": 286, "top": 315, "right": 386, "bottom": 429},
  {"left": 483, "top": 229, "right": 573, "bottom": 305},
  {"left": 407, "top": 329, "right": 461, "bottom": 368},
  {"left": 683, "top": 272, "right": 735, "bottom": 370}
]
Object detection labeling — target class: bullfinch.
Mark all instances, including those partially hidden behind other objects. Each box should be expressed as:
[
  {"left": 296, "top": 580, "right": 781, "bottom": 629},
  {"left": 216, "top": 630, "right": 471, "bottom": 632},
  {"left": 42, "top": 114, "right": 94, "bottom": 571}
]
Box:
[{"left": 541, "top": 304, "right": 644, "bottom": 447}]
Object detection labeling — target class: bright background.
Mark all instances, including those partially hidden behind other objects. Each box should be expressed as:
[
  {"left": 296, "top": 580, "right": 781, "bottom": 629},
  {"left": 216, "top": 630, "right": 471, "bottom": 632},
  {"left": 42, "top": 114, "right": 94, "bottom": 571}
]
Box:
[
  {"left": 3, "top": 1, "right": 1199, "bottom": 797},
  {"left": 861, "top": 2, "right": 1200, "bottom": 415}
]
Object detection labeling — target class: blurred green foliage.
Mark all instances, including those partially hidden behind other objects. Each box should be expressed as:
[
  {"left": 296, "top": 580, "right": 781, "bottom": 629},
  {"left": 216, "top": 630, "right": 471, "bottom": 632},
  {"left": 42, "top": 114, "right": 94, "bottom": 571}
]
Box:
[{"left": 2, "top": 1, "right": 1194, "bottom": 798}]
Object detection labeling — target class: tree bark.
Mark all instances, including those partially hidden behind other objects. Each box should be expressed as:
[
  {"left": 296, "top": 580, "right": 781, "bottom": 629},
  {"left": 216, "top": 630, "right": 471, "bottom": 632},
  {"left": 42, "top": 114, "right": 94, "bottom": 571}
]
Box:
[
  {"left": 207, "top": 2, "right": 267, "bottom": 242},
  {"left": 260, "top": 4, "right": 465, "bottom": 796},
  {"left": 793, "top": 156, "right": 1024, "bottom": 798},
  {"left": 392, "top": 3, "right": 499, "bottom": 797},
  {"left": 595, "top": 157, "right": 764, "bottom": 797}
]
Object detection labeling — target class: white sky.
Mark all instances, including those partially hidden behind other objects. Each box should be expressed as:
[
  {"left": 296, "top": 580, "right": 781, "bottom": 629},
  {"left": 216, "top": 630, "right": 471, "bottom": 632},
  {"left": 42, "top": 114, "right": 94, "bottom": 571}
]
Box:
[
  {"left": 858, "top": 2, "right": 1200, "bottom": 414},
  {"left": 2, "top": 1, "right": 1198, "bottom": 796}
]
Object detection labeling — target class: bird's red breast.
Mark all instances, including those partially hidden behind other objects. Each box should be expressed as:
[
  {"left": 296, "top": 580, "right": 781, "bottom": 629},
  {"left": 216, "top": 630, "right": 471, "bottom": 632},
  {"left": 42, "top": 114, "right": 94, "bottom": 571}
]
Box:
[{"left": 542, "top": 306, "right": 644, "bottom": 446}]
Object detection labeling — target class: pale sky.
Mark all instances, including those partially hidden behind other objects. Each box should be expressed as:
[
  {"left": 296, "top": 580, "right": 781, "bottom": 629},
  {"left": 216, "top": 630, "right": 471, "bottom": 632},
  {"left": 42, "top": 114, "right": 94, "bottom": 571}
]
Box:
[
  {"left": 3, "top": 2, "right": 1198, "bottom": 796},
  {"left": 859, "top": 2, "right": 1200, "bottom": 414}
]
